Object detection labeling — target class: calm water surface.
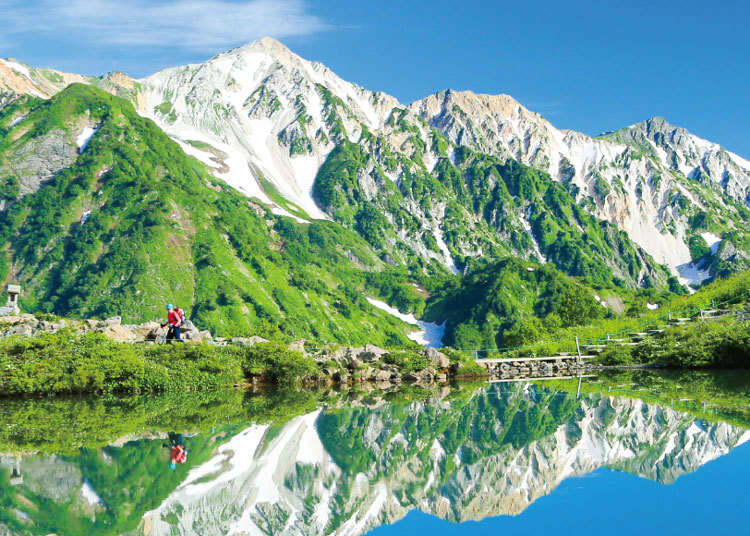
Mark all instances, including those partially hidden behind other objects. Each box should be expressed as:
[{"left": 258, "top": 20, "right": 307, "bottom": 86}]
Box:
[{"left": 0, "top": 370, "right": 748, "bottom": 535}]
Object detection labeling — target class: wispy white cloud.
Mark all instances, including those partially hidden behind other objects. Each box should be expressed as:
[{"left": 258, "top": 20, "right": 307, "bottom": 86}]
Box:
[{"left": 0, "top": 0, "right": 329, "bottom": 51}]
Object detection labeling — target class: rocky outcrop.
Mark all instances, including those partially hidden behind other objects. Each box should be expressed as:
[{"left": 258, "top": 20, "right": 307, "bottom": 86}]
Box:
[
  {"left": 0, "top": 127, "right": 79, "bottom": 199},
  {"left": 0, "top": 314, "right": 212, "bottom": 342}
]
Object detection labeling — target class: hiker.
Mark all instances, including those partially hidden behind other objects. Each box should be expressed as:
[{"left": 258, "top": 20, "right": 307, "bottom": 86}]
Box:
[
  {"left": 165, "top": 303, "right": 185, "bottom": 343},
  {"left": 163, "top": 432, "right": 187, "bottom": 470}
]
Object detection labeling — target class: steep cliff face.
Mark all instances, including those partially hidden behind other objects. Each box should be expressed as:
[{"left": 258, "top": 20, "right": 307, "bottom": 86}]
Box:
[
  {"left": 3, "top": 39, "right": 748, "bottom": 285},
  {"left": 602, "top": 116, "right": 750, "bottom": 203},
  {"left": 137, "top": 386, "right": 750, "bottom": 536},
  {"left": 411, "top": 91, "right": 750, "bottom": 280}
]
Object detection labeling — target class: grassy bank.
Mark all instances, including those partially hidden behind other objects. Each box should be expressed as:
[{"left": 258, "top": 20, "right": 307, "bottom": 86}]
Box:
[
  {"left": 454, "top": 270, "right": 750, "bottom": 362},
  {"left": 0, "top": 330, "right": 316, "bottom": 395},
  {"left": 0, "top": 330, "right": 484, "bottom": 396},
  {"left": 598, "top": 316, "right": 750, "bottom": 368}
]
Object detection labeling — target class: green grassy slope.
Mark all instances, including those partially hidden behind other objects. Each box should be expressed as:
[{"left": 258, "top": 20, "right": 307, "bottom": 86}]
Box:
[
  {"left": 0, "top": 84, "right": 416, "bottom": 345},
  {"left": 313, "top": 128, "right": 672, "bottom": 289}
]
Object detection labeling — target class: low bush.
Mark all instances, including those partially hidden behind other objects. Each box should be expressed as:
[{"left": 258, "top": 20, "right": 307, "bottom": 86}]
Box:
[
  {"left": 0, "top": 331, "right": 317, "bottom": 395},
  {"left": 597, "top": 344, "right": 633, "bottom": 365},
  {"left": 384, "top": 350, "right": 431, "bottom": 373},
  {"left": 594, "top": 317, "right": 750, "bottom": 369}
]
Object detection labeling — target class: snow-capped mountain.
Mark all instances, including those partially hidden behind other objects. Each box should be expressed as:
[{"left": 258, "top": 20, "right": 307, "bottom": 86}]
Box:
[
  {"left": 411, "top": 90, "right": 749, "bottom": 276},
  {"left": 1, "top": 38, "right": 748, "bottom": 284},
  {"left": 138, "top": 387, "right": 750, "bottom": 535},
  {"left": 135, "top": 38, "right": 399, "bottom": 221}
]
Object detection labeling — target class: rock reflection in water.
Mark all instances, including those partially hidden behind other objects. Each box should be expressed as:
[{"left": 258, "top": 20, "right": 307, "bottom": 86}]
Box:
[{"left": 0, "top": 377, "right": 748, "bottom": 536}]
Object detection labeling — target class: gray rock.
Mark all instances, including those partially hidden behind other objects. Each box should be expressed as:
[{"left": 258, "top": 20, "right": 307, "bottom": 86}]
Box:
[
  {"left": 9, "top": 323, "right": 33, "bottom": 337},
  {"left": 1, "top": 128, "right": 79, "bottom": 199},
  {"left": 231, "top": 336, "right": 269, "bottom": 346},
  {"left": 425, "top": 348, "right": 450, "bottom": 369},
  {"left": 103, "top": 316, "right": 122, "bottom": 327},
  {"left": 288, "top": 339, "right": 306, "bottom": 353},
  {"left": 198, "top": 330, "right": 213, "bottom": 341},
  {"left": 375, "top": 370, "right": 392, "bottom": 382},
  {"left": 359, "top": 344, "right": 389, "bottom": 362}
]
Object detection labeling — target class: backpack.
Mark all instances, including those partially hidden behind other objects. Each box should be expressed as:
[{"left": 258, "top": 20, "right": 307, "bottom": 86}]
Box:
[{"left": 175, "top": 307, "right": 185, "bottom": 321}]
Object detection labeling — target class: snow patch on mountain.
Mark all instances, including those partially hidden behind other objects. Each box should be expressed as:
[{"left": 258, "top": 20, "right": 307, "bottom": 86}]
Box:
[
  {"left": 676, "top": 260, "right": 712, "bottom": 290},
  {"left": 80, "top": 479, "right": 103, "bottom": 505},
  {"left": 701, "top": 232, "right": 722, "bottom": 255},
  {"left": 521, "top": 206, "right": 547, "bottom": 263},
  {"left": 75, "top": 126, "right": 97, "bottom": 152},
  {"left": 9, "top": 114, "right": 26, "bottom": 127},
  {"left": 432, "top": 224, "right": 460, "bottom": 274},
  {"left": 366, "top": 297, "right": 445, "bottom": 348}
]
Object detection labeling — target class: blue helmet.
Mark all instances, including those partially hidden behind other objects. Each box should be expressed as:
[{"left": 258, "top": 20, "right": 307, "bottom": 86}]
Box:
[{"left": 166, "top": 303, "right": 174, "bottom": 310}]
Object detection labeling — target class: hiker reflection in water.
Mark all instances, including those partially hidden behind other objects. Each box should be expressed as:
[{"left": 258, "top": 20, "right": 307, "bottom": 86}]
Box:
[{"left": 164, "top": 432, "right": 187, "bottom": 470}]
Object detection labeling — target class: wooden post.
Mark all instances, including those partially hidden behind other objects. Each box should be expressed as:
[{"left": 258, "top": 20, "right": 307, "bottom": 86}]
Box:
[
  {"left": 576, "top": 374, "right": 582, "bottom": 399},
  {"left": 575, "top": 336, "right": 582, "bottom": 365},
  {"left": 668, "top": 311, "right": 672, "bottom": 321},
  {"left": 700, "top": 309, "right": 704, "bottom": 321}
]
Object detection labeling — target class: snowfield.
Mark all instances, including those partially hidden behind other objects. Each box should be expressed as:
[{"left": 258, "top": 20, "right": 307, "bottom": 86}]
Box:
[{"left": 366, "top": 297, "right": 445, "bottom": 348}]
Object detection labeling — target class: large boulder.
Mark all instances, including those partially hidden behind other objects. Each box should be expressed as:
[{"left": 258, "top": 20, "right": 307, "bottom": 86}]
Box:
[
  {"left": 359, "top": 344, "right": 389, "bottom": 362},
  {"left": 180, "top": 319, "right": 204, "bottom": 341},
  {"left": 102, "top": 316, "right": 122, "bottom": 327},
  {"left": 130, "top": 321, "right": 161, "bottom": 340},
  {"left": 425, "top": 348, "right": 450, "bottom": 369},
  {"left": 288, "top": 339, "right": 306, "bottom": 353},
  {"left": 7, "top": 323, "right": 33, "bottom": 337},
  {"left": 98, "top": 323, "right": 136, "bottom": 342},
  {"left": 146, "top": 324, "right": 169, "bottom": 340}
]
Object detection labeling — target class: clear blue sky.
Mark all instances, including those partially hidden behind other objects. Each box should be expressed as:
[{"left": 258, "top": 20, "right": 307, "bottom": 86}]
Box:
[{"left": 2, "top": 0, "right": 748, "bottom": 155}]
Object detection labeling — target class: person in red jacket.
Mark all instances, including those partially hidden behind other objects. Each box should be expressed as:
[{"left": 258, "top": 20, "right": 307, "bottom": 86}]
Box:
[
  {"left": 166, "top": 303, "right": 184, "bottom": 343},
  {"left": 164, "top": 432, "right": 188, "bottom": 470}
]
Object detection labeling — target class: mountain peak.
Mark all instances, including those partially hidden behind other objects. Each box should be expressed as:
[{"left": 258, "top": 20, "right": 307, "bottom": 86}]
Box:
[
  {"left": 221, "top": 36, "right": 296, "bottom": 61},
  {"left": 413, "top": 89, "right": 527, "bottom": 121}
]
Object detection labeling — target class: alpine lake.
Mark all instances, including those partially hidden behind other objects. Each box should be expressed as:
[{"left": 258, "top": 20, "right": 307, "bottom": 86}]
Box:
[{"left": 1, "top": 369, "right": 749, "bottom": 535}]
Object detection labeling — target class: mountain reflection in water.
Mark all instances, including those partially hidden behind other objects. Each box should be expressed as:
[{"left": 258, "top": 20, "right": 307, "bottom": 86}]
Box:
[{"left": 0, "top": 371, "right": 748, "bottom": 535}]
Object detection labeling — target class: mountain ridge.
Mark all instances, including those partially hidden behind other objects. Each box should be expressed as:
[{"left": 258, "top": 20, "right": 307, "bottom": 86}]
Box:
[
  {"left": 4, "top": 37, "right": 746, "bottom": 284},
  {"left": 1, "top": 38, "right": 749, "bottom": 339}
]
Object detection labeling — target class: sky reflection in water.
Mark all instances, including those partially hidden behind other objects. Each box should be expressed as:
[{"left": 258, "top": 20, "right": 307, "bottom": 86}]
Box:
[{"left": 367, "top": 442, "right": 750, "bottom": 535}]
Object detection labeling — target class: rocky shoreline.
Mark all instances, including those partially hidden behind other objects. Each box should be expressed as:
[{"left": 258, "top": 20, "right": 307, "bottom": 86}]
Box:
[{"left": 0, "top": 314, "right": 608, "bottom": 387}]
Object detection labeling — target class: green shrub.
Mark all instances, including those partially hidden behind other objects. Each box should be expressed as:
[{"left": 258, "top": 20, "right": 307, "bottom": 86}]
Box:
[
  {"left": 0, "top": 332, "right": 320, "bottom": 395},
  {"left": 597, "top": 345, "right": 633, "bottom": 365},
  {"left": 688, "top": 235, "right": 710, "bottom": 261}
]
